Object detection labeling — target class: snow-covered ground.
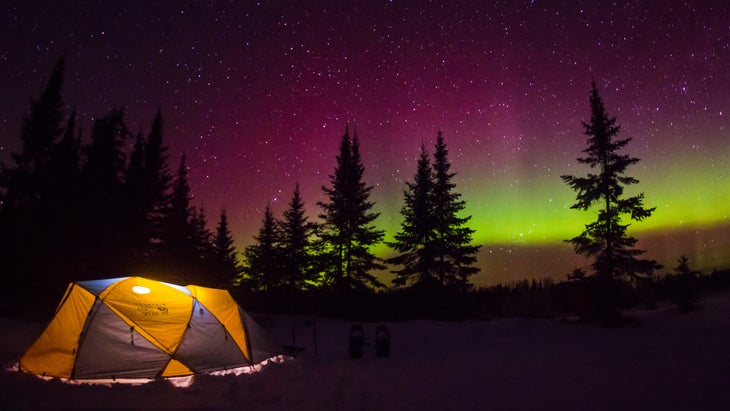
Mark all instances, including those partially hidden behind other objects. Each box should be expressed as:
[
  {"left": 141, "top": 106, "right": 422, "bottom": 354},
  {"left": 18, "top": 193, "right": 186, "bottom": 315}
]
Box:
[{"left": 2, "top": 293, "right": 729, "bottom": 410}]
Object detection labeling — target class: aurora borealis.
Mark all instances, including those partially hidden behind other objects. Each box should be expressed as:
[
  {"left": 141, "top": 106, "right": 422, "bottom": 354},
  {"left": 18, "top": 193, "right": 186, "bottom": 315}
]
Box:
[{"left": 1, "top": 1, "right": 728, "bottom": 286}]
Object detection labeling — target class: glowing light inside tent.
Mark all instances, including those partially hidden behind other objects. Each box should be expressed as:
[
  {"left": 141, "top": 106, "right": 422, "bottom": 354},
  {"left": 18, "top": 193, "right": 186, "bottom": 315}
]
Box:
[{"left": 132, "top": 286, "right": 151, "bottom": 295}]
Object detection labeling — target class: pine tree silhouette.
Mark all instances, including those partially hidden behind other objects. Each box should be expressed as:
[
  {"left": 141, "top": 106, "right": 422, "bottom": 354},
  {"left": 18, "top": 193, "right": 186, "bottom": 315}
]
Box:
[
  {"left": 387, "top": 144, "right": 438, "bottom": 286},
  {"left": 0, "top": 58, "right": 68, "bottom": 307},
  {"left": 279, "top": 183, "right": 317, "bottom": 290},
  {"left": 241, "top": 204, "right": 282, "bottom": 291},
  {"left": 212, "top": 209, "right": 241, "bottom": 288},
  {"left": 14, "top": 58, "right": 65, "bottom": 177},
  {"left": 144, "top": 110, "right": 172, "bottom": 250},
  {"left": 2, "top": 58, "right": 66, "bottom": 212},
  {"left": 160, "top": 153, "right": 198, "bottom": 283},
  {"left": 49, "top": 108, "right": 81, "bottom": 196},
  {"left": 83, "top": 109, "right": 128, "bottom": 192},
  {"left": 430, "top": 132, "right": 480, "bottom": 289},
  {"left": 561, "top": 82, "right": 661, "bottom": 282},
  {"left": 670, "top": 255, "right": 700, "bottom": 311},
  {"left": 191, "top": 206, "right": 214, "bottom": 278},
  {"left": 118, "top": 110, "right": 173, "bottom": 273},
  {"left": 123, "top": 131, "right": 149, "bottom": 264},
  {"left": 81, "top": 108, "right": 129, "bottom": 277},
  {"left": 318, "top": 127, "right": 385, "bottom": 290},
  {"left": 47, "top": 109, "right": 84, "bottom": 273}
]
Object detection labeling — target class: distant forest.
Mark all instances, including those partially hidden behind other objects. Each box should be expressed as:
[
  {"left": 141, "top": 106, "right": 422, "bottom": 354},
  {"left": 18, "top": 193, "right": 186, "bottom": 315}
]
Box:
[
  {"left": 2, "top": 59, "right": 727, "bottom": 321},
  {"left": 0, "top": 59, "right": 482, "bottom": 313}
]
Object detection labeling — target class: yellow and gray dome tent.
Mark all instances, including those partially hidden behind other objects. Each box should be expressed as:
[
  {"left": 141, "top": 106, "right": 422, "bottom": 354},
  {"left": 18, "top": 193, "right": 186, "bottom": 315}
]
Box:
[{"left": 20, "top": 276, "right": 281, "bottom": 380}]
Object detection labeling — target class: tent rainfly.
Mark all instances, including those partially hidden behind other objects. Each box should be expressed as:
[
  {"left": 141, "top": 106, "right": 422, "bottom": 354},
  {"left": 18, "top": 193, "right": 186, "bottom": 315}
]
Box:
[{"left": 20, "top": 276, "right": 280, "bottom": 380}]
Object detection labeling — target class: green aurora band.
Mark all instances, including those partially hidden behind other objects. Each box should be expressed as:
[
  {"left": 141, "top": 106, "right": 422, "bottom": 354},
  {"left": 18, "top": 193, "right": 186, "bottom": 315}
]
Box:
[{"left": 373, "top": 138, "right": 729, "bottom": 286}]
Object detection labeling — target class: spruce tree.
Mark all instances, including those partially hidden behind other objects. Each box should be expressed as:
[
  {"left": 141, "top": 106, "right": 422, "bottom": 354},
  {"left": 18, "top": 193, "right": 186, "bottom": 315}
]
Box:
[
  {"left": 144, "top": 110, "right": 172, "bottom": 248},
  {"left": 1, "top": 57, "right": 67, "bottom": 214},
  {"left": 191, "top": 206, "right": 214, "bottom": 282},
  {"left": 0, "top": 58, "right": 67, "bottom": 305},
  {"left": 387, "top": 144, "right": 437, "bottom": 286},
  {"left": 124, "top": 132, "right": 146, "bottom": 194},
  {"left": 241, "top": 204, "right": 281, "bottom": 291},
  {"left": 561, "top": 82, "right": 660, "bottom": 283},
  {"left": 83, "top": 109, "right": 128, "bottom": 192},
  {"left": 279, "top": 183, "right": 317, "bottom": 290},
  {"left": 49, "top": 108, "right": 81, "bottom": 195},
  {"left": 160, "top": 153, "right": 198, "bottom": 283},
  {"left": 48, "top": 110, "right": 84, "bottom": 267},
  {"left": 318, "top": 127, "right": 385, "bottom": 290},
  {"left": 670, "top": 255, "right": 700, "bottom": 311},
  {"left": 123, "top": 132, "right": 149, "bottom": 264},
  {"left": 430, "top": 132, "right": 481, "bottom": 289},
  {"left": 212, "top": 209, "right": 241, "bottom": 288},
  {"left": 166, "top": 153, "right": 194, "bottom": 246},
  {"left": 14, "top": 58, "right": 65, "bottom": 179},
  {"left": 120, "top": 111, "right": 172, "bottom": 270},
  {"left": 81, "top": 108, "right": 129, "bottom": 277}
]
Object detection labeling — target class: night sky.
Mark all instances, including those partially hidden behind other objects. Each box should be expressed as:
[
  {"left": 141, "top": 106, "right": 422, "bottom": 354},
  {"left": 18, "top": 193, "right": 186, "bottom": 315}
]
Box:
[{"left": 1, "top": 1, "right": 728, "bottom": 286}]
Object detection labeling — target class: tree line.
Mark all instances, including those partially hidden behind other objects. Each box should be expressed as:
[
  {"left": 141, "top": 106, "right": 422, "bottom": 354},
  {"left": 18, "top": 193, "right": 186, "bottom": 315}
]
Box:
[
  {"left": 0, "top": 59, "right": 483, "bottom": 315},
  {"left": 4, "top": 59, "right": 705, "bottom": 323},
  {"left": 241, "top": 128, "right": 481, "bottom": 293},
  {"left": 0, "top": 59, "right": 240, "bottom": 314}
]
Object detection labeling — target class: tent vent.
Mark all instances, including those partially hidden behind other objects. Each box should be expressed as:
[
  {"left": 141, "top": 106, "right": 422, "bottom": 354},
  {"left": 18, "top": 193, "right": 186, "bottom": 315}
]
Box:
[
  {"left": 199, "top": 308, "right": 204, "bottom": 316},
  {"left": 130, "top": 326, "right": 135, "bottom": 345}
]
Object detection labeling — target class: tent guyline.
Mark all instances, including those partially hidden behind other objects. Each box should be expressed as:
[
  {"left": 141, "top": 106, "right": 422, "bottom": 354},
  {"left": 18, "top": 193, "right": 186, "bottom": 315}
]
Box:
[{"left": 20, "top": 276, "right": 280, "bottom": 380}]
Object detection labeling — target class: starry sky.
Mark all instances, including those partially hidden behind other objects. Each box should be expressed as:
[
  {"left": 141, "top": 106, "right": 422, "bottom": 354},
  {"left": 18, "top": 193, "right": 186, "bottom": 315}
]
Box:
[{"left": 1, "top": 1, "right": 729, "bottom": 286}]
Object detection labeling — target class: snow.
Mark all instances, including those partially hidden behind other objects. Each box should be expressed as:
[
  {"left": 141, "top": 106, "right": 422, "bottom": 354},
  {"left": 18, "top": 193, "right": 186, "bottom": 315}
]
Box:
[{"left": 2, "top": 294, "right": 730, "bottom": 410}]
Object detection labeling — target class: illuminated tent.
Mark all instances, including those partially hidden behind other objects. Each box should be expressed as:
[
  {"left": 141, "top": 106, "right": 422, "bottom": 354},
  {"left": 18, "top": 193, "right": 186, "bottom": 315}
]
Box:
[{"left": 20, "top": 276, "right": 280, "bottom": 380}]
